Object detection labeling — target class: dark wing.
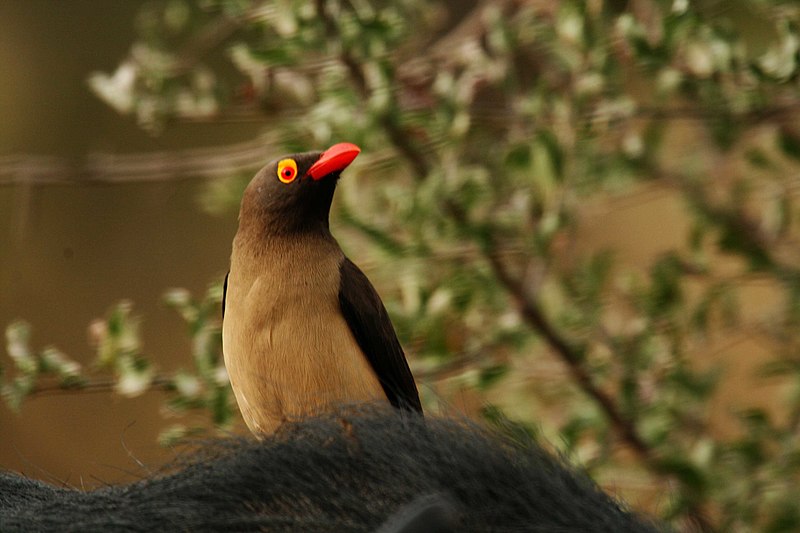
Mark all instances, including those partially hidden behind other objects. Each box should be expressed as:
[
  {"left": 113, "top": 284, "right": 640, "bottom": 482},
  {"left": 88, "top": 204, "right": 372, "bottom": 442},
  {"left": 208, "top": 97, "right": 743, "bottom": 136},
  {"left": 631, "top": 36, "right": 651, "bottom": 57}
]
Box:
[
  {"left": 338, "top": 257, "right": 422, "bottom": 413},
  {"left": 222, "top": 271, "right": 229, "bottom": 319}
]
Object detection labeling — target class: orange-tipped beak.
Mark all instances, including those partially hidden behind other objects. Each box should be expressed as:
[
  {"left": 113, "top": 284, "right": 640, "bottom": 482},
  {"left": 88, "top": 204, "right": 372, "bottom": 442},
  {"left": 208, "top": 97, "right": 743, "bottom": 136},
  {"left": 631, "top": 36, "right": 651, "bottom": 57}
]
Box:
[{"left": 307, "top": 142, "right": 361, "bottom": 180}]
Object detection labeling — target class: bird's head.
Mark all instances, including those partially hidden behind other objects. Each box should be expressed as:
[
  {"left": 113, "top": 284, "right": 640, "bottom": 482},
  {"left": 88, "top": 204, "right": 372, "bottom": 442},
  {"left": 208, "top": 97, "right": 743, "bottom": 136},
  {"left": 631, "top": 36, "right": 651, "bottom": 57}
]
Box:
[{"left": 239, "top": 142, "right": 361, "bottom": 236}]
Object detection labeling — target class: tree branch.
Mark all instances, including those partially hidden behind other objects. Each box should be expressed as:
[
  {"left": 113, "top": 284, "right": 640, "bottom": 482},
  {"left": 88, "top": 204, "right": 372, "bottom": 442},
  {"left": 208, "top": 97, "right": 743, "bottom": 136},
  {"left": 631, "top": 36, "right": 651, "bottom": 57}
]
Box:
[
  {"left": 488, "top": 249, "right": 654, "bottom": 456},
  {"left": 439, "top": 198, "right": 715, "bottom": 532},
  {"left": 27, "top": 375, "right": 173, "bottom": 398}
]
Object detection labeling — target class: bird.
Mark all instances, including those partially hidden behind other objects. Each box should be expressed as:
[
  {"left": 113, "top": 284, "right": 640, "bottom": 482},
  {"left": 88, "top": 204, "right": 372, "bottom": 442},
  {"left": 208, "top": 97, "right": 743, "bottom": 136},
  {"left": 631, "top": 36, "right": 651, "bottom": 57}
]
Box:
[{"left": 222, "top": 142, "right": 422, "bottom": 435}]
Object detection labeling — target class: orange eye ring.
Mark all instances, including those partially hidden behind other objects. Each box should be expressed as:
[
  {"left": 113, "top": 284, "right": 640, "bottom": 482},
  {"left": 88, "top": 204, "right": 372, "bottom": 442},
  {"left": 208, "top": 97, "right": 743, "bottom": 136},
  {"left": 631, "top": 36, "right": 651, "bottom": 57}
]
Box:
[{"left": 277, "top": 159, "right": 298, "bottom": 183}]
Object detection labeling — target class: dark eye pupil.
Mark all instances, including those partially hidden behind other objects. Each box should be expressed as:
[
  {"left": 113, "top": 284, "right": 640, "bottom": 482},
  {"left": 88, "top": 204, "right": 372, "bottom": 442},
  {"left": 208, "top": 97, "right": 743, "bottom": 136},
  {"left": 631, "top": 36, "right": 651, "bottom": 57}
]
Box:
[{"left": 284, "top": 169, "right": 292, "bottom": 177}]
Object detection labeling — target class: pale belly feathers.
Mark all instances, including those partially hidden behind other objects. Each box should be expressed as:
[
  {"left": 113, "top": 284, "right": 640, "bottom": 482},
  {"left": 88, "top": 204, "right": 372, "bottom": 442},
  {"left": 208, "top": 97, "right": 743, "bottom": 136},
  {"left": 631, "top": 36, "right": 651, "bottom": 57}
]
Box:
[{"left": 222, "top": 239, "right": 385, "bottom": 435}]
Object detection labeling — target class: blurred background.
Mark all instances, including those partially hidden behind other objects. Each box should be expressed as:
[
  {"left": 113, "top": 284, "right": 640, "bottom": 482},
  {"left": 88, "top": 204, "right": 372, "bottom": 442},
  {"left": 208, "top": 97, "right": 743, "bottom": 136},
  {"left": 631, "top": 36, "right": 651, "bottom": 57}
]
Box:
[
  {"left": 2, "top": 1, "right": 800, "bottom": 531},
  {"left": 0, "top": 1, "right": 255, "bottom": 485}
]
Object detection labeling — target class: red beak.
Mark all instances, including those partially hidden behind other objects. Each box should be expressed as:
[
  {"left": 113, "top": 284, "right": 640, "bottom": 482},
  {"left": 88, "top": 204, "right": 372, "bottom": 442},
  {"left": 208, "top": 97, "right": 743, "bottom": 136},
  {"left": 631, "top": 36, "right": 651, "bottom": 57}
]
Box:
[{"left": 307, "top": 142, "right": 361, "bottom": 180}]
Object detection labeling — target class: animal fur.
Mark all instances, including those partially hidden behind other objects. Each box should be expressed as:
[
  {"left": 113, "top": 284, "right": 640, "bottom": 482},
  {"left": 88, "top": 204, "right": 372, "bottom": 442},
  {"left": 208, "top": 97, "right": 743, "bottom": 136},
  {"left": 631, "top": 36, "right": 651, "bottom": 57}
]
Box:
[{"left": 0, "top": 405, "right": 662, "bottom": 532}]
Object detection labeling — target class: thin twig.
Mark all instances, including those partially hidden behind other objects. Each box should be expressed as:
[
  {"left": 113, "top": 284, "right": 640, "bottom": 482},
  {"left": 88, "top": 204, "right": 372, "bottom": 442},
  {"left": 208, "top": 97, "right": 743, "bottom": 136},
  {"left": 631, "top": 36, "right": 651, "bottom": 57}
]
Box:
[
  {"left": 488, "top": 249, "right": 653, "bottom": 454},
  {"left": 484, "top": 239, "right": 715, "bottom": 532},
  {"left": 28, "top": 375, "right": 173, "bottom": 398},
  {"left": 0, "top": 137, "right": 273, "bottom": 186}
]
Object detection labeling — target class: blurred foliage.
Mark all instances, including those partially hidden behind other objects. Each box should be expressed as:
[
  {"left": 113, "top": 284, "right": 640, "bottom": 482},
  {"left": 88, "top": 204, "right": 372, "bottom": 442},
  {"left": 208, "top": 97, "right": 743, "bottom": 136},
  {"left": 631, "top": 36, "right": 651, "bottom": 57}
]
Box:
[
  {"left": 2, "top": 285, "right": 236, "bottom": 446},
  {"left": 5, "top": 0, "right": 800, "bottom": 530}
]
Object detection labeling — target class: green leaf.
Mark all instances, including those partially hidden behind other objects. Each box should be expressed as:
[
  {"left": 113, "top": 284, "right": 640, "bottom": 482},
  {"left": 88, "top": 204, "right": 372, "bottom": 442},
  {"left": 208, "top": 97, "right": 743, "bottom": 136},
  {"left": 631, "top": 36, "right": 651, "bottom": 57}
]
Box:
[
  {"left": 535, "top": 131, "right": 564, "bottom": 181},
  {"left": 716, "top": 219, "right": 772, "bottom": 271},
  {"left": 732, "top": 439, "right": 765, "bottom": 468},
  {"left": 5, "top": 321, "right": 36, "bottom": 374},
  {"left": 670, "top": 365, "right": 718, "bottom": 400},
  {"left": 779, "top": 129, "right": 800, "bottom": 161},
  {"left": 115, "top": 355, "right": 155, "bottom": 397},
  {"left": 740, "top": 408, "right": 771, "bottom": 433},
  {"left": 656, "top": 455, "right": 707, "bottom": 492},
  {"left": 504, "top": 144, "right": 531, "bottom": 169},
  {"left": 560, "top": 415, "right": 594, "bottom": 451},
  {"left": 210, "top": 384, "right": 234, "bottom": 426},
  {"left": 480, "top": 404, "right": 539, "bottom": 446},
  {"left": 158, "top": 424, "right": 189, "bottom": 447},
  {"left": 1, "top": 376, "right": 35, "bottom": 412},
  {"left": 745, "top": 148, "right": 772, "bottom": 169},
  {"left": 477, "top": 363, "right": 508, "bottom": 390},
  {"left": 766, "top": 500, "right": 800, "bottom": 533},
  {"left": 647, "top": 253, "right": 684, "bottom": 316}
]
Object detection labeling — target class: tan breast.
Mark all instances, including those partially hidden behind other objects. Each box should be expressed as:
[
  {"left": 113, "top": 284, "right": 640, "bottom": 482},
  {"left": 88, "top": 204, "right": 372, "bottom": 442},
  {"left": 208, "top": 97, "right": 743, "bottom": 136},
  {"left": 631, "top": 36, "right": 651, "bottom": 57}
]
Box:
[{"left": 222, "top": 234, "right": 385, "bottom": 435}]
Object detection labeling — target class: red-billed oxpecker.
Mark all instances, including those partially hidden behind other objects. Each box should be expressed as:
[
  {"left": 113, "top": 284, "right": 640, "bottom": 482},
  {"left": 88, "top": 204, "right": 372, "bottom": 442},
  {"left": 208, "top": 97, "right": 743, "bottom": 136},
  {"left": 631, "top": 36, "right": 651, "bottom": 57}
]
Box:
[{"left": 222, "top": 143, "right": 422, "bottom": 435}]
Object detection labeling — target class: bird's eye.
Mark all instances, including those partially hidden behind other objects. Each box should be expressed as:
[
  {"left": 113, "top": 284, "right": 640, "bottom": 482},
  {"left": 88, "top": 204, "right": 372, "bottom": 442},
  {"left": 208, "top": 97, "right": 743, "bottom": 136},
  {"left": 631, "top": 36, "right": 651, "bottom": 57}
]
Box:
[{"left": 277, "top": 159, "right": 298, "bottom": 184}]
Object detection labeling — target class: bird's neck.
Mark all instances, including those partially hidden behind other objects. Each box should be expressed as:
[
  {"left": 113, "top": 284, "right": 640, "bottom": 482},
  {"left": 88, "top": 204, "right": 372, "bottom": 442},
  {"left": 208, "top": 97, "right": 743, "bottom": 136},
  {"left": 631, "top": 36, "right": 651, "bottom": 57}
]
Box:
[{"left": 232, "top": 225, "right": 340, "bottom": 265}]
